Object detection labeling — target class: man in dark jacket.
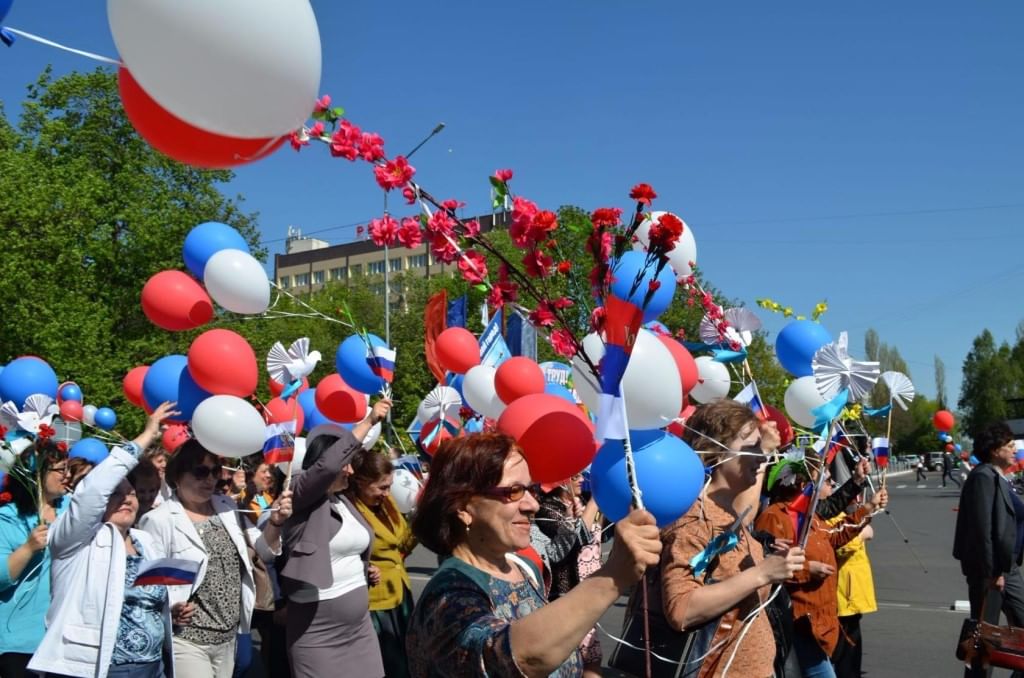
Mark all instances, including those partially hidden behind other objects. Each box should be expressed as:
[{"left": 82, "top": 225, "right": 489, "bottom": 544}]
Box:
[{"left": 953, "top": 421, "right": 1024, "bottom": 677}]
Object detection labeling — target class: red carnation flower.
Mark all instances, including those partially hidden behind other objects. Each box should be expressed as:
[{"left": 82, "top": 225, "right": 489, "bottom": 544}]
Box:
[
  {"left": 457, "top": 250, "right": 488, "bottom": 285},
  {"left": 557, "top": 261, "right": 572, "bottom": 275},
  {"left": 396, "top": 218, "right": 423, "bottom": 248},
  {"left": 549, "top": 329, "right": 577, "bottom": 358},
  {"left": 369, "top": 215, "right": 400, "bottom": 247},
  {"left": 373, "top": 155, "right": 416, "bottom": 192},
  {"left": 522, "top": 249, "right": 553, "bottom": 278},
  {"left": 313, "top": 94, "right": 332, "bottom": 114},
  {"left": 529, "top": 304, "right": 557, "bottom": 328},
  {"left": 629, "top": 183, "right": 658, "bottom": 205},
  {"left": 648, "top": 280, "right": 661, "bottom": 293},
  {"left": 0, "top": 492, "right": 11, "bottom": 504},
  {"left": 494, "top": 168, "right": 514, "bottom": 182},
  {"left": 591, "top": 207, "right": 622, "bottom": 228},
  {"left": 329, "top": 120, "right": 361, "bottom": 160},
  {"left": 648, "top": 213, "right": 684, "bottom": 252},
  {"left": 590, "top": 306, "right": 607, "bottom": 333},
  {"left": 402, "top": 187, "right": 417, "bottom": 205}
]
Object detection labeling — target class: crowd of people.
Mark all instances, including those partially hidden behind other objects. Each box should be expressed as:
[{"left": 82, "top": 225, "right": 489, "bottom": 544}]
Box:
[{"left": 0, "top": 395, "right": 900, "bottom": 678}]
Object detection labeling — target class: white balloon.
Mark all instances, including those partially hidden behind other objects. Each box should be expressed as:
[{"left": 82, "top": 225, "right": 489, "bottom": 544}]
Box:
[
  {"left": 82, "top": 404, "right": 98, "bottom": 426},
  {"left": 277, "top": 436, "right": 306, "bottom": 473},
  {"left": 690, "top": 357, "right": 731, "bottom": 403},
  {"left": 462, "top": 365, "right": 506, "bottom": 419},
  {"left": 204, "top": 249, "right": 270, "bottom": 314},
  {"left": 416, "top": 385, "right": 463, "bottom": 425},
  {"left": 107, "top": 0, "right": 322, "bottom": 139},
  {"left": 632, "top": 210, "right": 698, "bottom": 278},
  {"left": 361, "top": 422, "right": 382, "bottom": 451},
  {"left": 571, "top": 329, "right": 682, "bottom": 430},
  {"left": 784, "top": 376, "right": 829, "bottom": 429},
  {"left": 192, "top": 395, "right": 266, "bottom": 458},
  {"left": 390, "top": 468, "right": 422, "bottom": 514}
]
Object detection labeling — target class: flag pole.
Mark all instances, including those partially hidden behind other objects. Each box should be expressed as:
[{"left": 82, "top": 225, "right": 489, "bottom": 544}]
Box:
[{"left": 799, "top": 418, "right": 837, "bottom": 549}]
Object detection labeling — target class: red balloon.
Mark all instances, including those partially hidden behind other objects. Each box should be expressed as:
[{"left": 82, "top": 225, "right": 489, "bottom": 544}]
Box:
[
  {"left": 764, "top": 405, "right": 795, "bottom": 448},
  {"left": 141, "top": 270, "right": 214, "bottom": 331},
  {"left": 315, "top": 374, "right": 367, "bottom": 424},
  {"left": 187, "top": 329, "right": 258, "bottom": 397},
  {"left": 419, "top": 416, "right": 461, "bottom": 456},
  {"left": 933, "top": 410, "right": 955, "bottom": 432},
  {"left": 119, "top": 68, "right": 285, "bottom": 169},
  {"left": 162, "top": 423, "right": 191, "bottom": 454},
  {"left": 269, "top": 376, "right": 309, "bottom": 398},
  {"left": 497, "top": 393, "right": 596, "bottom": 484},
  {"left": 494, "top": 357, "right": 546, "bottom": 405},
  {"left": 123, "top": 366, "right": 149, "bottom": 408},
  {"left": 263, "top": 396, "right": 305, "bottom": 433},
  {"left": 945, "top": 443, "right": 955, "bottom": 453},
  {"left": 435, "top": 328, "right": 481, "bottom": 375},
  {"left": 60, "top": 400, "right": 83, "bottom": 422},
  {"left": 657, "top": 335, "right": 699, "bottom": 395}
]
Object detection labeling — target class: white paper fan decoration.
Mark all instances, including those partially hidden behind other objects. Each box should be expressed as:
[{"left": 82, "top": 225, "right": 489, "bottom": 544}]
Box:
[
  {"left": 12, "top": 394, "right": 57, "bottom": 434},
  {"left": 417, "top": 385, "right": 462, "bottom": 425},
  {"left": 812, "top": 331, "right": 880, "bottom": 403},
  {"left": 267, "top": 337, "right": 322, "bottom": 386},
  {"left": 0, "top": 401, "right": 20, "bottom": 430},
  {"left": 698, "top": 307, "right": 762, "bottom": 347},
  {"left": 880, "top": 371, "right": 915, "bottom": 411}
]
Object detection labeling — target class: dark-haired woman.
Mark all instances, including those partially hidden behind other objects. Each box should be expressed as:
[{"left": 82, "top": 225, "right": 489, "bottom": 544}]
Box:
[
  {"left": 139, "top": 439, "right": 292, "bottom": 678},
  {"left": 0, "top": 439, "right": 69, "bottom": 677},
  {"left": 347, "top": 449, "right": 417, "bottom": 678},
  {"left": 406, "top": 432, "right": 662, "bottom": 678},
  {"left": 280, "top": 400, "right": 391, "bottom": 677}
]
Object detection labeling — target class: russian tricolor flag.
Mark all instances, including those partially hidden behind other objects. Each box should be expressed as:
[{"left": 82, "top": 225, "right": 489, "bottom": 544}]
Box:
[
  {"left": 263, "top": 421, "right": 296, "bottom": 465},
  {"left": 733, "top": 383, "right": 767, "bottom": 421},
  {"left": 788, "top": 482, "right": 815, "bottom": 540},
  {"left": 595, "top": 296, "right": 644, "bottom": 443},
  {"left": 133, "top": 558, "right": 201, "bottom": 587},
  {"left": 872, "top": 437, "right": 890, "bottom": 469},
  {"left": 369, "top": 345, "right": 397, "bottom": 383}
]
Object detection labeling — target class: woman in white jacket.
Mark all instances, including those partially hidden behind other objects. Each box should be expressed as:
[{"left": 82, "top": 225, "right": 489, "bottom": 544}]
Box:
[
  {"left": 29, "top": 402, "right": 184, "bottom": 678},
  {"left": 138, "top": 438, "right": 291, "bottom": 678}
]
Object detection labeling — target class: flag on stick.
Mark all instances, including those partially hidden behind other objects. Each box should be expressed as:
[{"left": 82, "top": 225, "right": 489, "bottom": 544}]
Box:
[
  {"left": 595, "top": 296, "right": 643, "bottom": 442},
  {"left": 133, "top": 558, "right": 201, "bottom": 587},
  {"left": 872, "top": 437, "right": 890, "bottom": 469},
  {"left": 263, "top": 421, "right": 296, "bottom": 465}
]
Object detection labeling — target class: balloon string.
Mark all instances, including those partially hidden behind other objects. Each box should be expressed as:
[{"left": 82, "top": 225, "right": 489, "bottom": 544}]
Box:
[{"left": 3, "top": 27, "right": 122, "bottom": 65}]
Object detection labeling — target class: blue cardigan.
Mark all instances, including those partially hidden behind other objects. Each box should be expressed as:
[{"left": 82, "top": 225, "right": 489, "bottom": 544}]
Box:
[{"left": 0, "top": 497, "right": 68, "bottom": 654}]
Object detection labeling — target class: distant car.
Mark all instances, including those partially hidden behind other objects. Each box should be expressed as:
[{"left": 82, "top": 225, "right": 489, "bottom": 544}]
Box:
[{"left": 924, "top": 452, "right": 944, "bottom": 472}]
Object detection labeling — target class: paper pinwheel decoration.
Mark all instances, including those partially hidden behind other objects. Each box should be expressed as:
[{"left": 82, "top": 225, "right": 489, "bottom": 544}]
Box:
[
  {"left": 698, "top": 307, "right": 762, "bottom": 348},
  {"left": 267, "top": 337, "right": 321, "bottom": 387},
  {"left": 811, "top": 331, "right": 880, "bottom": 403},
  {"left": 418, "top": 385, "right": 462, "bottom": 425},
  {"left": 879, "top": 371, "right": 915, "bottom": 411}
]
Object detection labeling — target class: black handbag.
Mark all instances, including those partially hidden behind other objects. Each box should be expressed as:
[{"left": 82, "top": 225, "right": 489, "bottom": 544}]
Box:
[{"left": 607, "top": 565, "right": 727, "bottom": 678}]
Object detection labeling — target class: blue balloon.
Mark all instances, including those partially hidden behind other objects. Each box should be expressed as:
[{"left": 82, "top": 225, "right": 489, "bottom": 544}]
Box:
[
  {"left": 970, "top": 455, "right": 980, "bottom": 465},
  {"left": 463, "top": 417, "right": 484, "bottom": 433},
  {"left": 608, "top": 251, "right": 677, "bottom": 323},
  {"left": 93, "top": 407, "right": 117, "bottom": 431},
  {"left": 955, "top": 443, "right": 963, "bottom": 453},
  {"left": 774, "top": 320, "right": 833, "bottom": 377},
  {"left": 142, "top": 355, "right": 190, "bottom": 420},
  {"left": 182, "top": 221, "right": 250, "bottom": 278},
  {"left": 544, "top": 382, "right": 576, "bottom": 404},
  {"left": 0, "top": 357, "right": 59, "bottom": 408},
  {"left": 335, "top": 334, "right": 389, "bottom": 394},
  {"left": 176, "top": 371, "right": 212, "bottom": 422},
  {"left": 59, "top": 383, "right": 83, "bottom": 403},
  {"left": 297, "top": 389, "right": 333, "bottom": 432},
  {"left": 0, "top": 0, "right": 12, "bottom": 24},
  {"left": 591, "top": 429, "right": 705, "bottom": 527},
  {"left": 70, "top": 437, "right": 109, "bottom": 464}
]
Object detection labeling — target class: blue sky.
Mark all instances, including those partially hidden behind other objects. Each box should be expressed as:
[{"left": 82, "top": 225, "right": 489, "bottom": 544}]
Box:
[{"left": 2, "top": 1, "right": 1022, "bottom": 407}]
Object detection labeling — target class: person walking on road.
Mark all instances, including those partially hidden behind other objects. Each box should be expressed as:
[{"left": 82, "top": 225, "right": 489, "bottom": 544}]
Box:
[
  {"left": 943, "top": 452, "right": 962, "bottom": 489},
  {"left": 953, "top": 421, "right": 1024, "bottom": 678},
  {"left": 915, "top": 458, "right": 927, "bottom": 483}
]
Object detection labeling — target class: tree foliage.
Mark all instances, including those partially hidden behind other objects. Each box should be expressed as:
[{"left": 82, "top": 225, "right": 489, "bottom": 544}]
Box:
[{"left": 958, "top": 328, "right": 1024, "bottom": 439}]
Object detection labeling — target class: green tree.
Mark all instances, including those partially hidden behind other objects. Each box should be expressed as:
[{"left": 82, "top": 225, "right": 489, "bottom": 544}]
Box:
[
  {"left": 935, "top": 355, "right": 948, "bottom": 410},
  {"left": 0, "top": 68, "right": 259, "bottom": 431},
  {"left": 958, "top": 329, "right": 1016, "bottom": 438}
]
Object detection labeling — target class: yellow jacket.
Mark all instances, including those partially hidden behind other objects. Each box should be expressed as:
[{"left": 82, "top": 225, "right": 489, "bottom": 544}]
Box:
[
  {"left": 830, "top": 514, "right": 878, "bottom": 616},
  {"left": 354, "top": 495, "right": 418, "bottom": 611}
]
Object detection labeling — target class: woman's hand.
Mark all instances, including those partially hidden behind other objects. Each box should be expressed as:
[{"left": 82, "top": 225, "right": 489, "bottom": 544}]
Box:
[
  {"left": 867, "top": 487, "right": 889, "bottom": 512},
  {"left": 368, "top": 564, "right": 382, "bottom": 586},
  {"left": 171, "top": 602, "right": 196, "bottom": 626},
  {"left": 807, "top": 561, "right": 835, "bottom": 580},
  {"left": 134, "top": 401, "right": 180, "bottom": 450},
  {"left": 369, "top": 399, "right": 392, "bottom": 424},
  {"left": 601, "top": 510, "right": 662, "bottom": 592},
  {"left": 270, "top": 490, "right": 293, "bottom": 526},
  {"left": 25, "top": 523, "right": 49, "bottom": 552},
  {"left": 759, "top": 542, "right": 806, "bottom": 583}
]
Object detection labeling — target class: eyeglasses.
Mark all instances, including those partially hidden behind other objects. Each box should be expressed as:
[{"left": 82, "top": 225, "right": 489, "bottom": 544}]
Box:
[
  {"left": 479, "top": 483, "right": 542, "bottom": 503},
  {"left": 49, "top": 466, "right": 68, "bottom": 476},
  {"left": 188, "top": 465, "right": 222, "bottom": 481}
]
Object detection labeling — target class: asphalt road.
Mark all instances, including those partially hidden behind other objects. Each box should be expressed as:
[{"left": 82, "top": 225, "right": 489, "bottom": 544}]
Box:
[{"left": 403, "top": 469, "right": 999, "bottom": 677}]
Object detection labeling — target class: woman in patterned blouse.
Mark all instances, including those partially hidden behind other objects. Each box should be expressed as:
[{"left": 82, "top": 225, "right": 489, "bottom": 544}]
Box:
[{"left": 406, "top": 433, "right": 662, "bottom": 678}]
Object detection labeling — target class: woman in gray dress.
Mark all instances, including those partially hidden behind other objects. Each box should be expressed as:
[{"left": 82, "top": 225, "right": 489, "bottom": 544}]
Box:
[{"left": 280, "top": 400, "right": 391, "bottom": 677}]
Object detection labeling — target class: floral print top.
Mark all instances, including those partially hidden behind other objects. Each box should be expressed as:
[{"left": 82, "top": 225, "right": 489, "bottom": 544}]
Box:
[
  {"left": 112, "top": 537, "right": 167, "bottom": 665},
  {"left": 407, "top": 555, "right": 583, "bottom": 677}
]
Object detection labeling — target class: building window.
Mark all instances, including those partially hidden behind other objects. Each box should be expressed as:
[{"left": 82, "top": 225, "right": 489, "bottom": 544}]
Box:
[
  {"left": 294, "top": 272, "right": 310, "bottom": 287},
  {"left": 350, "top": 264, "right": 362, "bottom": 277},
  {"left": 407, "top": 254, "right": 427, "bottom": 268},
  {"left": 313, "top": 270, "right": 325, "bottom": 285},
  {"left": 330, "top": 266, "right": 348, "bottom": 280},
  {"left": 278, "top": 276, "right": 290, "bottom": 288},
  {"left": 368, "top": 260, "right": 386, "bottom": 275},
  {"left": 370, "top": 282, "right": 386, "bottom": 296},
  {"left": 389, "top": 258, "right": 403, "bottom": 273}
]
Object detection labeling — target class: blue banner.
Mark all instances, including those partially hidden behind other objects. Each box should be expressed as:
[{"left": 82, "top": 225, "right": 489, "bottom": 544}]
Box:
[{"left": 478, "top": 309, "right": 511, "bottom": 368}]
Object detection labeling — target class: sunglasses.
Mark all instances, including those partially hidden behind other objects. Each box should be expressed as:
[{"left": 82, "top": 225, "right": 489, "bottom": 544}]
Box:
[
  {"left": 188, "top": 465, "right": 222, "bottom": 481},
  {"left": 479, "top": 483, "right": 542, "bottom": 503}
]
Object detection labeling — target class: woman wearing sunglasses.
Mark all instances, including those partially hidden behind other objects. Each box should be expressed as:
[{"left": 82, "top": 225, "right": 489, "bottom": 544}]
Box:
[
  {"left": 139, "top": 437, "right": 293, "bottom": 678},
  {"left": 406, "top": 432, "right": 662, "bottom": 678}
]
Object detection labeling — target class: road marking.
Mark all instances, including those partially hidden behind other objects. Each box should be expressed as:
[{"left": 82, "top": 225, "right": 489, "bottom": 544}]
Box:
[
  {"left": 896, "top": 484, "right": 907, "bottom": 489},
  {"left": 878, "top": 602, "right": 910, "bottom": 608},
  {"left": 952, "top": 600, "right": 970, "bottom": 612},
  {"left": 917, "top": 485, "right": 927, "bottom": 488}
]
